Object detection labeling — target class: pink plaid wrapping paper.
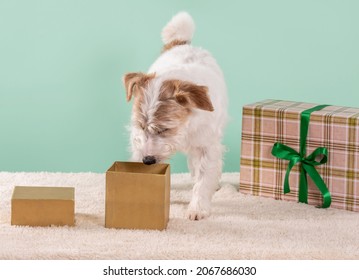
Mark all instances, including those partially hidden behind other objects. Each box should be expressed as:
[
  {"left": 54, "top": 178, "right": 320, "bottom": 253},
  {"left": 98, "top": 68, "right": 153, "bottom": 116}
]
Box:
[{"left": 239, "top": 99, "right": 359, "bottom": 212}]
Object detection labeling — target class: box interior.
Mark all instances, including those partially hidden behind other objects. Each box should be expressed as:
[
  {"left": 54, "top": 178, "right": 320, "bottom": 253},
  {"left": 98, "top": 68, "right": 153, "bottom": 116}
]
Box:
[
  {"left": 108, "top": 162, "right": 168, "bottom": 175},
  {"left": 12, "top": 186, "right": 74, "bottom": 200}
]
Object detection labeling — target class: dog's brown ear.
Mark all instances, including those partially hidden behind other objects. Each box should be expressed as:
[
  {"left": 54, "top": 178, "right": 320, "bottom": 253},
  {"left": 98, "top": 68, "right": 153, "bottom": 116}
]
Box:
[
  {"left": 123, "top": 72, "right": 155, "bottom": 102},
  {"left": 172, "top": 80, "right": 214, "bottom": 111}
]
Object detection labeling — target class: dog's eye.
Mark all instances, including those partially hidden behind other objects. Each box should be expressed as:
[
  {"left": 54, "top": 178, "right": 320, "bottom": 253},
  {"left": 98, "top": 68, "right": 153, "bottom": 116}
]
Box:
[
  {"left": 138, "top": 123, "right": 145, "bottom": 130},
  {"left": 157, "top": 128, "right": 169, "bottom": 135}
]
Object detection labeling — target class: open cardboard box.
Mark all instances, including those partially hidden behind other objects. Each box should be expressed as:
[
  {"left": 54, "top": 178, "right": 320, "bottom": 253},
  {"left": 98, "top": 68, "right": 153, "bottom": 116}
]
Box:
[
  {"left": 105, "top": 161, "right": 170, "bottom": 230},
  {"left": 11, "top": 186, "right": 75, "bottom": 226}
]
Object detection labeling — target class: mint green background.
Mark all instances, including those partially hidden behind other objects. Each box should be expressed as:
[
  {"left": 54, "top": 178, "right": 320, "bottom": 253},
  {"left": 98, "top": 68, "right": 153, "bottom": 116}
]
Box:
[{"left": 1, "top": 0, "right": 358, "bottom": 173}]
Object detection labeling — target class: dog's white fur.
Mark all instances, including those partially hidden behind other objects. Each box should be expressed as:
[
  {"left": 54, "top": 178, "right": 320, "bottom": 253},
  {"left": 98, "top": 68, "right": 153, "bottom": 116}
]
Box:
[{"left": 123, "top": 12, "right": 228, "bottom": 220}]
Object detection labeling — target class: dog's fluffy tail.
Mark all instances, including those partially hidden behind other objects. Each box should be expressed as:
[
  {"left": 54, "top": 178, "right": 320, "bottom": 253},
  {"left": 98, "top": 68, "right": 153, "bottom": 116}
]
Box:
[{"left": 161, "top": 12, "right": 195, "bottom": 49}]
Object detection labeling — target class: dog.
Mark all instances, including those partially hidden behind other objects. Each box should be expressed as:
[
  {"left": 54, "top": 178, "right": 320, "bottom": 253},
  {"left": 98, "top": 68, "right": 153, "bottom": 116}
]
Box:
[{"left": 123, "top": 12, "right": 228, "bottom": 220}]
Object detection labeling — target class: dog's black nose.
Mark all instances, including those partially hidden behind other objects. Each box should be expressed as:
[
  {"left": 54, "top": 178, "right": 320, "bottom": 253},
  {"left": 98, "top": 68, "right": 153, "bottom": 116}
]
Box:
[{"left": 143, "top": 156, "right": 156, "bottom": 165}]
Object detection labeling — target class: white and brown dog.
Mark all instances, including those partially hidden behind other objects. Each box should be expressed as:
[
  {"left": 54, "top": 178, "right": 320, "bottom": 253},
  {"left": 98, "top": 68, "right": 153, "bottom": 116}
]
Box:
[{"left": 123, "top": 12, "right": 228, "bottom": 220}]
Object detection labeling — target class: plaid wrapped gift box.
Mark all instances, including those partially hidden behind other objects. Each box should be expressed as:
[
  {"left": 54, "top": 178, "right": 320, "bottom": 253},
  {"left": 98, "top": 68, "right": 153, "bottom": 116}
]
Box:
[{"left": 239, "top": 99, "right": 359, "bottom": 212}]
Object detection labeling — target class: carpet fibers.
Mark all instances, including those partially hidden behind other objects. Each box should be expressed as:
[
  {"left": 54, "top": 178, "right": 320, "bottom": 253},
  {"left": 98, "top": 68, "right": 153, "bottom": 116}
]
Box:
[{"left": 0, "top": 172, "right": 358, "bottom": 260}]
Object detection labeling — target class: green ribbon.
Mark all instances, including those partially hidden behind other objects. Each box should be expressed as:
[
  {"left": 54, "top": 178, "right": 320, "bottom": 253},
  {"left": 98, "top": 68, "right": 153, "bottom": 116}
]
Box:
[{"left": 271, "top": 104, "right": 332, "bottom": 208}]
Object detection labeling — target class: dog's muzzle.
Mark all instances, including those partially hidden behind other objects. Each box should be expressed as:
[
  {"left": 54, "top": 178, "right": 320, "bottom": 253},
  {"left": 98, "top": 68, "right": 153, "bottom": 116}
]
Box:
[{"left": 142, "top": 156, "right": 156, "bottom": 165}]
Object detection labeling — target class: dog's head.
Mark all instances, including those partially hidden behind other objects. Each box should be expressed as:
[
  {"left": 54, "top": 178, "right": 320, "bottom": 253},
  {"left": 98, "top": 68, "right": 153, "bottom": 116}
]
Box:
[{"left": 123, "top": 72, "right": 214, "bottom": 164}]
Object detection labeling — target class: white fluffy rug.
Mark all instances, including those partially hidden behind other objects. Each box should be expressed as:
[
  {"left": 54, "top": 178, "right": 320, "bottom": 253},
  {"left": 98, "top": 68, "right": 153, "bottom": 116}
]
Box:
[{"left": 0, "top": 172, "right": 359, "bottom": 260}]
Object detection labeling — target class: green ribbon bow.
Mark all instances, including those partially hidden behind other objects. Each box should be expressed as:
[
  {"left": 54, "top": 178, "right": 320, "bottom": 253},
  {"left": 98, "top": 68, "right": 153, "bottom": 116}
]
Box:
[{"left": 271, "top": 104, "right": 332, "bottom": 208}]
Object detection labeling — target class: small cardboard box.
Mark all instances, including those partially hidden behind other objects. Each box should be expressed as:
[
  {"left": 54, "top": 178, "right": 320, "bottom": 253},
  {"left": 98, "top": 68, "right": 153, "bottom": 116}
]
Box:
[
  {"left": 105, "top": 161, "right": 170, "bottom": 230},
  {"left": 240, "top": 99, "right": 359, "bottom": 211},
  {"left": 11, "top": 186, "right": 75, "bottom": 226}
]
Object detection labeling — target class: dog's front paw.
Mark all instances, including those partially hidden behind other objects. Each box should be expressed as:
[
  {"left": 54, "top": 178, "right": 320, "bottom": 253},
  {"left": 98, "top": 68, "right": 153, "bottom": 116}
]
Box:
[
  {"left": 186, "top": 209, "right": 209, "bottom": 221},
  {"left": 186, "top": 199, "right": 211, "bottom": 220}
]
